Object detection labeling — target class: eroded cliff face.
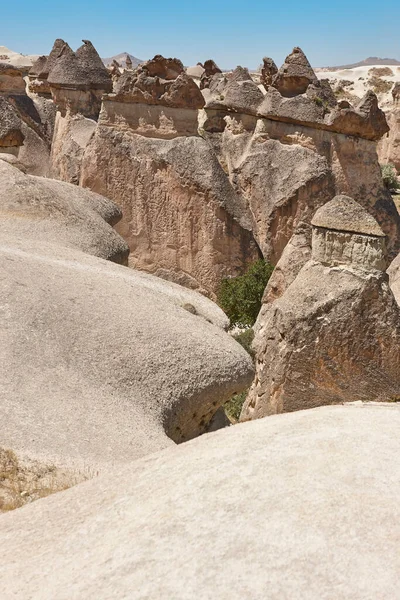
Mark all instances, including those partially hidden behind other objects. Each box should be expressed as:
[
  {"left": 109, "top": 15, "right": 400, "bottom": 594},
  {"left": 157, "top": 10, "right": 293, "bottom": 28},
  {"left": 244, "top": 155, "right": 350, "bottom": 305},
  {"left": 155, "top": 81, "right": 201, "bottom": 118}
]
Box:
[
  {"left": 81, "top": 117, "right": 259, "bottom": 296},
  {"left": 41, "top": 46, "right": 400, "bottom": 296}
]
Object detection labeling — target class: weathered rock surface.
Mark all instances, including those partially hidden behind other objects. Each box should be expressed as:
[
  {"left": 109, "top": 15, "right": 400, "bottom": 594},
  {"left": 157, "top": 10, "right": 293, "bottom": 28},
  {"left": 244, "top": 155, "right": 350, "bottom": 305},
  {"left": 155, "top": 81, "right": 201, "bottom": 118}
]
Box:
[
  {"left": 1, "top": 404, "right": 400, "bottom": 598},
  {"left": 0, "top": 160, "right": 128, "bottom": 263},
  {"left": 272, "top": 46, "right": 319, "bottom": 97},
  {"left": 0, "top": 231, "right": 253, "bottom": 472},
  {"left": 260, "top": 56, "right": 278, "bottom": 88},
  {"left": 81, "top": 127, "right": 259, "bottom": 296},
  {"left": 48, "top": 47, "right": 399, "bottom": 296},
  {"left": 0, "top": 96, "right": 24, "bottom": 149},
  {"left": 242, "top": 196, "right": 400, "bottom": 420},
  {"left": 0, "top": 63, "right": 26, "bottom": 95},
  {"left": 50, "top": 111, "right": 96, "bottom": 182},
  {"left": 0, "top": 56, "right": 56, "bottom": 175},
  {"left": 47, "top": 40, "right": 112, "bottom": 119},
  {"left": 388, "top": 250, "right": 400, "bottom": 303},
  {"left": 199, "top": 59, "right": 222, "bottom": 90}
]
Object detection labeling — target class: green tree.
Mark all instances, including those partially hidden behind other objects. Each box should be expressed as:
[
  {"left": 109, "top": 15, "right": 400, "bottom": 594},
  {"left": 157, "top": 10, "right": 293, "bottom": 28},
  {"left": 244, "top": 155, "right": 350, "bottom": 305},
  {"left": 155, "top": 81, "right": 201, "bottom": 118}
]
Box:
[{"left": 218, "top": 260, "right": 274, "bottom": 328}]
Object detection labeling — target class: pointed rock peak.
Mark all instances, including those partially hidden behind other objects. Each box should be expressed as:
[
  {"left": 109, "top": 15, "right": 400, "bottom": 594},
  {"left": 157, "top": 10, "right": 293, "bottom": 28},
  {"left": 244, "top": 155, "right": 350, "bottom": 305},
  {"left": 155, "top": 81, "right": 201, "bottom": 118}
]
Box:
[
  {"left": 76, "top": 40, "right": 110, "bottom": 73},
  {"left": 203, "top": 59, "right": 221, "bottom": 76},
  {"left": 356, "top": 90, "right": 379, "bottom": 112},
  {"left": 312, "top": 195, "right": 385, "bottom": 237},
  {"left": 48, "top": 40, "right": 111, "bottom": 91},
  {"left": 284, "top": 47, "right": 314, "bottom": 67},
  {"left": 29, "top": 55, "right": 48, "bottom": 77},
  {"left": 272, "top": 47, "right": 317, "bottom": 97},
  {"left": 228, "top": 66, "right": 253, "bottom": 83},
  {"left": 39, "top": 39, "right": 70, "bottom": 79}
]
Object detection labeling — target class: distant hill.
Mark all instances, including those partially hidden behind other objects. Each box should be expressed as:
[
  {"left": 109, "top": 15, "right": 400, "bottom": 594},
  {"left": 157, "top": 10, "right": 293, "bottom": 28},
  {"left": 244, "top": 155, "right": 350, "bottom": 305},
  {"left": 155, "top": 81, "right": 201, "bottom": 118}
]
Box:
[
  {"left": 102, "top": 52, "right": 143, "bottom": 68},
  {"left": 322, "top": 57, "right": 400, "bottom": 71}
]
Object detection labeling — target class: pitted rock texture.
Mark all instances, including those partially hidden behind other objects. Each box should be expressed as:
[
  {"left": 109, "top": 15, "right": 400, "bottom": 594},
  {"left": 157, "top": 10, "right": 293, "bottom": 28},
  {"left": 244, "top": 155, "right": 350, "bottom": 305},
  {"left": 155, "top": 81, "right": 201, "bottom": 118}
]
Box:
[
  {"left": 242, "top": 196, "right": 400, "bottom": 420},
  {"left": 113, "top": 69, "right": 205, "bottom": 109},
  {"left": 1, "top": 405, "right": 400, "bottom": 599},
  {"left": 47, "top": 39, "right": 112, "bottom": 118},
  {"left": 260, "top": 56, "right": 278, "bottom": 88},
  {"left": 272, "top": 46, "right": 319, "bottom": 97},
  {"left": 0, "top": 96, "right": 24, "bottom": 148},
  {"left": 388, "top": 251, "right": 400, "bottom": 304}
]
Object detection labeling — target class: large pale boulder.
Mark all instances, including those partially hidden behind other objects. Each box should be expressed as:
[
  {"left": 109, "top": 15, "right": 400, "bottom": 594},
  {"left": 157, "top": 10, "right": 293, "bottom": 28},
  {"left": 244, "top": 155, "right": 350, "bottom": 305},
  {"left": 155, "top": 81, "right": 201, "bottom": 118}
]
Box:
[
  {"left": 1, "top": 404, "right": 400, "bottom": 598},
  {"left": 242, "top": 196, "right": 400, "bottom": 420},
  {"left": 0, "top": 230, "right": 253, "bottom": 473},
  {"left": 0, "top": 160, "right": 128, "bottom": 263}
]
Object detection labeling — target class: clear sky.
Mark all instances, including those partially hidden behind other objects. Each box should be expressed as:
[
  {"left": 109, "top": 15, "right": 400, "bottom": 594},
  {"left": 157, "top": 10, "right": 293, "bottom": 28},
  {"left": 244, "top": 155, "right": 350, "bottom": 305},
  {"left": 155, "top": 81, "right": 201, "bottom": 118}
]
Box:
[{"left": 1, "top": 0, "right": 399, "bottom": 69}]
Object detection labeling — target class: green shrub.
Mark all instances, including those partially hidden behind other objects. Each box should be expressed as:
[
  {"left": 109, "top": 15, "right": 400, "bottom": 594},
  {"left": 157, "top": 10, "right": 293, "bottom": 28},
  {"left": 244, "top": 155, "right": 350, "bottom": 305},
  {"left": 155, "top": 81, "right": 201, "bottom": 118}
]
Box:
[
  {"left": 381, "top": 163, "right": 400, "bottom": 192},
  {"left": 218, "top": 260, "right": 274, "bottom": 328},
  {"left": 233, "top": 328, "right": 255, "bottom": 359},
  {"left": 224, "top": 390, "right": 248, "bottom": 422}
]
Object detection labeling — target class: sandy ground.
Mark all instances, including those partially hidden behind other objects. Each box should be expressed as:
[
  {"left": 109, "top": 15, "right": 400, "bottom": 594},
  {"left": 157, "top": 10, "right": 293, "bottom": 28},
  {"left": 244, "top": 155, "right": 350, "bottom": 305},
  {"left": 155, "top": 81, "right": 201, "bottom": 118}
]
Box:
[
  {"left": 315, "top": 64, "right": 400, "bottom": 107},
  {"left": 0, "top": 46, "right": 39, "bottom": 69}
]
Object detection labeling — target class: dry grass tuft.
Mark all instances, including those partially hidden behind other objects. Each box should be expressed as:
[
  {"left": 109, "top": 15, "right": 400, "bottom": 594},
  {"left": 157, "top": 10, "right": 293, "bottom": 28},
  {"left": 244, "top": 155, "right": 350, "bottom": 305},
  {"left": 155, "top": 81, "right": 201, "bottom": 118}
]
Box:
[
  {"left": 368, "top": 76, "right": 393, "bottom": 95},
  {"left": 0, "top": 448, "right": 85, "bottom": 513},
  {"left": 369, "top": 67, "right": 394, "bottom": 78}
]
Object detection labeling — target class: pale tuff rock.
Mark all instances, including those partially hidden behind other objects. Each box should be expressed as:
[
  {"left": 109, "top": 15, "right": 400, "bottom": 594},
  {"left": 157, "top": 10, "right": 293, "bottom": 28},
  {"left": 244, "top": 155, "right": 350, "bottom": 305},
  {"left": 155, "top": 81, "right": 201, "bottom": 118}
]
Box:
[
  {"left": 78, "top": 54, "right": 259, "bottom": 297},
  {"left": 0, "top": 156, "right": 253, "bottom": 470},
  {"left": 50, "top": 46, "right": 399, "bottom": 295},
  {"left": 0, "top": 233, "right": 253, "bottom": 472},
  {"left": 0, "top": 51, "right": 56, "bottom": 175},
  {"left": 388, "top": 251, "right": 400, "bottom": 304},
  {"left": 1, "top": 405, "right": 400, "bottom": 599},
  {"left": 0, "top": 160, "right": 129, "bottom": 263},
  {"left": 241, "top": 195, "right": 400, "bottom": 420}
]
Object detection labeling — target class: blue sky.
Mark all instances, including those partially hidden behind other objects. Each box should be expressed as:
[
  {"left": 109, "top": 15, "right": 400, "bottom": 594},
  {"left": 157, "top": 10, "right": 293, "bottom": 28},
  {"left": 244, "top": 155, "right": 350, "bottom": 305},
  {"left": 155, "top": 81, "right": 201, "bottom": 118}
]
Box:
[{"left": 1, "top": 0, "right": 399, "bottom": 69}]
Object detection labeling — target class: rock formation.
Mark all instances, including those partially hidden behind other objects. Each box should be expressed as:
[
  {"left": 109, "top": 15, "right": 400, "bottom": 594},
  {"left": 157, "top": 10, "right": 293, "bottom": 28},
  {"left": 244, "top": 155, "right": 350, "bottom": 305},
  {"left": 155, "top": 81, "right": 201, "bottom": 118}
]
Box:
[
  {"left": 0, "top": 160, "right": 129, "bottom": 263},
  {"left": 378, "top": 82, "right": 400, "bottom": 171},
  {"left": 241, "top": 195, "right": 400, "bottom": 420},
  {"left": 1, "top": 404, "right": 400, "bottom": 598},
  {"left": 272, "top": 46, "right": 319, "bottom": 97},
  {"left": 260, "top": 56, "right": 278, "bottom": 88},
  {"left": 25, "top": 44, "right": 400, "bottom": 296},
  {"left": 0, "top": 96, "right": 24, "bottom": 151},
  {"left": 200, "top": 47, "right": 399, "bottom": 278},
  {"left": 47, "top": 40, "right": 112, "bottom": 119},
  {"left": 0, "top": 57, "right": 56, "bottom": 175},
  {"left": 78, "top": 54, "right": 259, "bottom": 296},
  {"left": 199, "top": 59, "right": 222, "bottom": 90},
  {"left": 388, "top": 250, "right": 400, "bottom": 304},
  {"left": 0, "top": 160, "right": 253, "bottom": 473}
]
